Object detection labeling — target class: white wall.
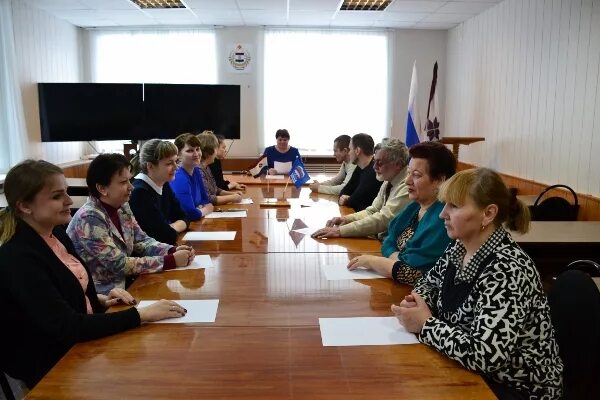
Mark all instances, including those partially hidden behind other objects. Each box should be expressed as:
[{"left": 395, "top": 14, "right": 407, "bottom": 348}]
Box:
[
  {"left": 11, "top": 0, "right": 87, "bottom": 165},
  {"left": 446, "top": 0, "right": 600, "bottom": 197}
]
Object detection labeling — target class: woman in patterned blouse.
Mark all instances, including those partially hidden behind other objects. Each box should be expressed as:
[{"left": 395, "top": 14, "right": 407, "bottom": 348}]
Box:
[
  {"left": 347, "top": 141, "right": 456, "bottom": 285},
  {"left": 393, "top": 168, "right": 563, "bottom": 399},
  {"left": 196, "top": 131, "right": 243, "bottom": 205}
]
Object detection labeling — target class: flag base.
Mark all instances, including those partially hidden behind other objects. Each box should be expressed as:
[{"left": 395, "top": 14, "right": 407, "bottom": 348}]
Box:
[{"left": 259, "top": 198, "right": 291, "bottom": 208}]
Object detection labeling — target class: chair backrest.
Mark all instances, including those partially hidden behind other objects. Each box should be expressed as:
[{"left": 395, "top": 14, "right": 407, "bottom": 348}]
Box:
[
  {"left": 548, "top": 270, "right": 600, "bottom": 399},
  {"left": 567, "top": 259, "right": 600, "bottom": 277},
  {"left": 0, "top": 372, "right": 16, "bottom": 400},
  {"left": 530, "top": 184, "right": 579, "bottom": 221}
]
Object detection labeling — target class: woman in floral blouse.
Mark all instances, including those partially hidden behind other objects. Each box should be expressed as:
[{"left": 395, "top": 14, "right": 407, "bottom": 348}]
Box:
[
  {"left": 67, "top": 153, "right": 194, "bottom": 294},
  {"left": 393, "top": 168, "right": 563, "bottom": 399}
]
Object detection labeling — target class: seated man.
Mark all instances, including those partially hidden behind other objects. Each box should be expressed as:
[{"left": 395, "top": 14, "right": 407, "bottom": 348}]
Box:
[
  {"left": 312, "top": 137, "right": 410, "bottom": 239},
  {"left": 336, "top": 133, "right": 382, "bottom": 212},
  {"left": 309, "top": 134, "right": 356, "bottom": 195}
]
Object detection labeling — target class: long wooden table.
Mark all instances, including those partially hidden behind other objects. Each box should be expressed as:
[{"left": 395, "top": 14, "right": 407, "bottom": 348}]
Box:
[{"left": 27, "top": 186, "right": 495, "bottom": 399}]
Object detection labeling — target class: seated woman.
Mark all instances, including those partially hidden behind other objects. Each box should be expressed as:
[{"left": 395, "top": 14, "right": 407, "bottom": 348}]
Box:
[
  {"left": 196, "top": 131, "right": 243, "bottom": 205},
  {"left": 67, "top": 153, "right": 195, "bottom": 295},
  {"left": 171, "top": 133, "right": 214, "bottom": 220},
  {"left": 209, "top": 133, "right": 245, "bottom": 191},
  {"left": 393, "top": 168, "right": 563, "bottom": 399},
  {"left": 129, "top": 139, "right": 190, "bottom": 245},
  {"left": 262, "top": 129, "right": 302, "bottom": 175},
  {"left": 347, "top": 141, "right": 456, "bottom": 285},
  {"left": 0, "top": 160, "right": 187, "bottom": 389}
]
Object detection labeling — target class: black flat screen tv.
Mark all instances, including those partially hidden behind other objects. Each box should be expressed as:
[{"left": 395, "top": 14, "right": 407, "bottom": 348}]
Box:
[
  {"left": 38, "top": 83, "right": 144, "bottom": 142},
  {"left": 142, "top": 84, "right": 241, "bottom": 140},
  {"left": 38, "top": 83, "right": 241, "bottom": 141}
]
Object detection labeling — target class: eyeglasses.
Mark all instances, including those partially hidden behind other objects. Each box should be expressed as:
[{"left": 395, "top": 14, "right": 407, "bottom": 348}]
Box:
[{"left": 373, "top": 158, "right": 389, "bottom": 167}]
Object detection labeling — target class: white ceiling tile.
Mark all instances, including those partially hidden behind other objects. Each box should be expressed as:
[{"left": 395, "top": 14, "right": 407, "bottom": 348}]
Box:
[
  {"left": 237, "top": 0, "right": 287, "bottom": 11},
  {"left": 193, "top": 9, "right": 240, "bottom": 19},
  {"left": 25, "top": 0, "right": 88, "bottom": 10},
  {"left": 67, "top": 18, "right": 119, "bottom": 27},
  {"left": 422, "top": 12, "right": 474, "bottom": 23},
  {"left": 184, "top": 0, "right": 239, "bottom": 9},
  {"left": 289, "top": 0, "right": 341, "bottom": 12},
  {"left": 413, "top": 21, "right": 458, "bottom": 29},
  {"left": 386, "top": 1, "right": 445, "bottom": 13},
  {"left": 372, "top": 20, "right": 415, "bottom": 28},
  {"left": 333, "top": 11, "right": 381, "bottom": 23},
  {"left": 78, "top": 0, "right": 138, "bottom": 10},
  {"left": 143, "top": 8, "right": 197, "bottom": 18},
  {"left": 330, "top": 19, "right": 375, "bottom": 27},
  {"left": 287, "top": 10, "right": 334, "bottom": 25},
  {"left": 241, "top": 9, "right": 286, "bottom": 18},
  {"left": 436, "top": 1, "right": 496, "bottom": 14},
  {"left": 379, "top": 12, "right": 428, "bottom": 23},
  {"left": 241, "top": 10, "right": 287, "bottom": 25}
]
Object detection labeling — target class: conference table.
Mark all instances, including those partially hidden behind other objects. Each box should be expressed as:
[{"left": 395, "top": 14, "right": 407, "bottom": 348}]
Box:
[{"left": 26, "top": 182, "right": 496, "bottom": 399}]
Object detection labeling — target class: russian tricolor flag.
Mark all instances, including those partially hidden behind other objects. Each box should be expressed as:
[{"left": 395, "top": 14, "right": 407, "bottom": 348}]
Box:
[{"left": 405, "top": 61, "right": 421, "bottom": 148}]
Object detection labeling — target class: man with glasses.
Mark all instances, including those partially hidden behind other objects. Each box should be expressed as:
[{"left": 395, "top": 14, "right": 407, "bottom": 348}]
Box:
[
  {"left": 312, "top": 137, "right": 410, "bottom": 239},
  {"left": 309, "top": 135, "right": 356, "bottom": 195}
]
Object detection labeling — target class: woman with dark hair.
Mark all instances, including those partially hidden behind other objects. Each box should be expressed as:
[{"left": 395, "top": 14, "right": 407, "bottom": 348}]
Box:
[
  {"left": 129, "top": 139, "right": 190, "bottom": 245},
  {"left": 197, "top": 131, "right": 242, "bottom": 205},
  {"left": 209, "top": 133, "right": 245, "bottom": 191},
  {"left": 347, "top": 141, "right": 456, "bottom": 285},
  {"left": 262, "top": 129, "right": 302, "bottom": 175},
  {"left": 393, "top": 168, "right": 563, "bottom": 399},
  {"left": 0, "top": 160, "right": 187, "bottom": 390},
  {"left": 67, "top": 153, "right": 194, "bottom": 295},
  {"left": 171, "top": 133, "right": 214, "bottom": 220}
]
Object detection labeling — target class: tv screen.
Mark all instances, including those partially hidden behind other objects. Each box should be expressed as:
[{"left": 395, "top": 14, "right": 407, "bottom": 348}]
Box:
[
  {"left": 38, "top": 83, "right": 144, "bottom": 142},
  {"left": 38, "top": 83, "right": 241, "bottom": 142},
  {"left": 142, "top": 84, "right": 241, "bottom": 140}
]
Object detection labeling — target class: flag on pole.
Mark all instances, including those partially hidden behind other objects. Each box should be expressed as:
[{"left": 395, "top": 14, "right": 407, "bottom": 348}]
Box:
[
  {"left": 406, "top": 61, "right": 421, "bottom": 148},
  {"left": 425, "top": 61, "right": 441, "bottom": 141},
  {"left": 289, "top": 157, "right": 310, "bottom": 188},
  {"left": 247, "top": 155, "right": 267, "bottom": 177}
]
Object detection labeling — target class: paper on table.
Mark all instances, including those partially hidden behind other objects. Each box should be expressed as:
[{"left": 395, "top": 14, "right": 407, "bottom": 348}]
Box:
[
  {"left": 265, "top": 174, "right": 286, "bottom": 180},
  {"left": 321, "top": 264, "right": 386, "bottom": 280},
  {"left": 137, "top": 300, "right": 219, "bottom": 323},
  {"left": 235, "top": 198, "right": 254, "bottom": 204},
  {"left": 205, "top": 210, "right": 247, "bottom": 219},
  {"left": 274, "top": 161, "right": 292, "bottom": 174},
  {"left": 292, "top": 227, "right": 321, "bottom": 236},
  {"left": 164, "top": 255, "right": 214, "bottom": 271},
  {"left": 319, "top": 317, "right": 419, "bottom": 346},
  {"left": 183, "top": 231, "right": 236, "bottom": 241}
]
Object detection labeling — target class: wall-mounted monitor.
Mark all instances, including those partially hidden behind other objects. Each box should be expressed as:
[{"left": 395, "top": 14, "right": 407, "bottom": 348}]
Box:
[{"left": 38, "top": 83, "right": 241, "bottom": 142}]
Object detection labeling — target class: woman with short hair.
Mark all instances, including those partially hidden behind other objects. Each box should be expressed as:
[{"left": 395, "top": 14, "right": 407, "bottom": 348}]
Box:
[{"left": 262, "top": 129, "right": 302, "bottom": 175}]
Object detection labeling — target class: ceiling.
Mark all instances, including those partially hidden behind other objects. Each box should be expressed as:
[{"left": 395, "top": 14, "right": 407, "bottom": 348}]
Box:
[{"left": 23, "top": 0, "right": 503, "bottom": 30}]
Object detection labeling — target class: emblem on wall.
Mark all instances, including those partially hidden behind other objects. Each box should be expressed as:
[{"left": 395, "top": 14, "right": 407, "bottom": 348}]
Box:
[{"left": 228, "top": 44, "right": 252, "bottom": 73}]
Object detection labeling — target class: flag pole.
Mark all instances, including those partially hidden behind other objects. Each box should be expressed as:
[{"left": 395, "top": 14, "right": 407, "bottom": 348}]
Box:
[{"left": 282, "top": 176, "right": 290, "bottom": 200}]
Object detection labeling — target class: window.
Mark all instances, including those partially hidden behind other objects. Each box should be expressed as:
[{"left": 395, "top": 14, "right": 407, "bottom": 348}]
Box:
[
  {"left": 263, "top": 29, "right": 389, "bottom": 155},
  {"left": 88, "top": 29, "right": 217, "bottom": 152}
]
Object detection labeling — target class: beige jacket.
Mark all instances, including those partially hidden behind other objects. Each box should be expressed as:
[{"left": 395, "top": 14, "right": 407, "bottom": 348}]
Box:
[
  {"left": 318, "top": 161, "right": 357, "bottom": 195},
  {"left": 339, "top": 168, "right": 410, "bottom": 237}
]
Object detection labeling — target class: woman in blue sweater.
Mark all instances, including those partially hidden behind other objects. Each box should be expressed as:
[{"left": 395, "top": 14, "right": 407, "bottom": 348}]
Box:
[
  {"left": 347, "top": 142, "right": 456, "bottom": 285},
  {"left": 170, "top": 133, "right": 214, "bottom": 220},
  {"left": 262, "top": 129, "right": 302, "bottom": 175}
]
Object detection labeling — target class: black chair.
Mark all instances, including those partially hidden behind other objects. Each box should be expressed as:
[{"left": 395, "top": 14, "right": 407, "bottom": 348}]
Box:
[
  {"left": 548, "top": 269, "right": 600, "bottom": 399},
  {"left": 0, "top": 372, "right": 16, "bottom": 400},
  {"left": 566, "top": 259, "right": 600, "bottom": 276},
  {"left": 530, "top": 184, "right": 579, "bottom": 221}
]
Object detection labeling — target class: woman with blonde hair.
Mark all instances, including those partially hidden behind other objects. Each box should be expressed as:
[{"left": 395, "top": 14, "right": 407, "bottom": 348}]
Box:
[
  {"left": 0, "top": 160, "right": 186, "bottom": 389},
  {"left": 129, "top": 139, "right": 189, "bottom": 245},
  {"left": 393, "top": 167, "right": 563, "bottom": 399},
  {"left": 196, "top": 131, "right": 242, "bottom": 205}
]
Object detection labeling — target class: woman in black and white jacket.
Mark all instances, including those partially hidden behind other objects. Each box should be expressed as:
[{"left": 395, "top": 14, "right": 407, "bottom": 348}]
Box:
[{"left": 393, "top": 168, "right": 563, "bottom": 400}]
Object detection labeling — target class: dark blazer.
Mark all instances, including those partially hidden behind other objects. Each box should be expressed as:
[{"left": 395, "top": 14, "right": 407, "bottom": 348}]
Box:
[
  {"left": 0, "top": 221, "right": 140, "bottom": 388},
  {"left": 344, "top": 159, "right": 382, "bottom": 212},
  {"left": 209, "top": 158, "right": 230, "bottom": 191},
  {"left": 129, "top": 179, "right": 190, "bottom": 245}
]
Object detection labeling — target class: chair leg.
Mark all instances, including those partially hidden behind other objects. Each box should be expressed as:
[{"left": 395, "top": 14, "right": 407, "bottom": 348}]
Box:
[{"left": 0, "top": 373, "right": 16, "bottom": 400}]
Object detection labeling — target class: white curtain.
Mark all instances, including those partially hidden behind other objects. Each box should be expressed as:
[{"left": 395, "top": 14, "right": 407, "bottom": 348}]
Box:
[
  {"left": 263, "top": 29, "right": 389, "bottom": 155},
  {"left": 88, "top": 29, "right": 217, "bottom": 152},
  {"left": 0, "top": 0, "right": 27, "bottom": 173}
]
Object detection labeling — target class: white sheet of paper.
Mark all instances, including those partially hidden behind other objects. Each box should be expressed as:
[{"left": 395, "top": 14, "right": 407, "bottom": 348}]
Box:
[
  {"left": 183, "top": 231, "right": 236, "bottom": 241},
  {"left": 319, "top": 317, "right": 419, "bottom": 346},
  {"left": 137, "top": 300, "right": 219, "bottom": 323},
  {"left": 265, "top": 174, "right": 286, "bottom": 180},
  {"left": 205, "top": 210, "right": 247, "bottom": 219},
  {"left": 165, "top": 255, "right": 214, "bottom": 271},
  {"left": 235, "top": 198, "right": 254, "bottom": 204},
  {"left": 292, "top": 227, "right": 321, "bottom": 236},
  {"left": 321, "top": 264, "right": 386, "bottom": 280},
  {"left": 274, "top": 161, "right": 292, "bottom": 174}
]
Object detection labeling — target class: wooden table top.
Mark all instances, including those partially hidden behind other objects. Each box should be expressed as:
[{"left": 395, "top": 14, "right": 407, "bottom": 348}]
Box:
[{"left": 27, "top": 183, "right": 495, "bottom": 399}]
